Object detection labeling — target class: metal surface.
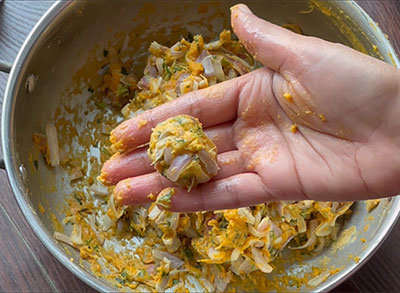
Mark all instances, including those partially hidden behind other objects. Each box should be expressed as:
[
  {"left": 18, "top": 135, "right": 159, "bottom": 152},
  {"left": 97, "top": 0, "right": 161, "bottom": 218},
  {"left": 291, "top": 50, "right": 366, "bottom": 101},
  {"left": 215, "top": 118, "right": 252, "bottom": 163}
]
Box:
[{"left": 1, "top": 0, "right": 399, "bottom": 292}]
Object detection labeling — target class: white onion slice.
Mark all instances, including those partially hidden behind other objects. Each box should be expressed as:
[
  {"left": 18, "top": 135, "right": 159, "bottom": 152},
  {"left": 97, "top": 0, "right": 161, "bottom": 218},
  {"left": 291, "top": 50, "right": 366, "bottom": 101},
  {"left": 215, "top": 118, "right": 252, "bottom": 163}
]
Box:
[
  {"left": 166, "top": 154, "right": 192, "bottom": 182},
  {"left": 70, "top": 224, "right": 83, "bottom": 245},
  {"left": 89, "top": 182, "right": 109, "bottom": 197},
  {"left": 156, "top": 57, "right": 164, "bottom": 74},
  {"left": 153, "top": 249, "right": 184, "bottom": 269},
  {"left": 53, "top": 232, "right": 73, "bottom": 246},
  {"left": 201, "top": 55, "right": 215, "bottom": 77},
  {"left": 251, "top": 247, "right": 273, "bottom": 273},
  {"left": 45, "top": 123, "right": 60, "bottom": 167},
  {"left": 198, "top": 149, "right": 219, "bottom": 176},
  {"left": 164, "top": 147, "right": 173, "bottom": 165},
  {"left": 212, "top": 57, "right": 225, "bottom": 81}
]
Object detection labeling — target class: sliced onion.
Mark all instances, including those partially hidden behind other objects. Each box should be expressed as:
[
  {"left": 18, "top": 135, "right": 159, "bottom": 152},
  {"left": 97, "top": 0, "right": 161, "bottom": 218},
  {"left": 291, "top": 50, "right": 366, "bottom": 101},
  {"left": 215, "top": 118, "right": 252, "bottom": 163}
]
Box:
[
  {"left": 153, "top": 249, "right": 184, "bottom": 269},
  {"left": 170, "top": 42, "right": 186, "bottom": 59},
  {"left": 88, "top": 214, "right": 104, "bottom": 244},
  {"left": 331, "top": 202, "right": 340, "bottom": 213},
  {"left": 156, "top": 57, "right": 164, "bottom": 75},
  {"left": 307, "top": 270, "right": 331, "bottom": 287},
  {"left": 228, "top": 68, "right": 237, "bottom": 79},
  {"left": 298, "top": 200, "right": 314, "bottom": 209},
  {"left": 169, "top": 212, "right": 180, "bottom": 230},
  {"left": 145, "top": 63, "right": 158, "bottom": 78},
  {"left": 166, "top": 154, "right": 192, "bottom": 182},
  {"left": 108, "top": 194, "right": 124, "bottom": 221},
  {"left": 199, "top": 277, "right": 215, "bottom": 293},
  {"left": 252, "top": 247, "right": 273, "bottom": 273},
  {"left": 192, "top": 81, "right": 199, "bottom": 91},
  {"left": 101, "top": 124, "right": 113, "bottom": 135},
  {"left": 198, "top": 149, "right": 219, "bottom": 176},
  {"left": 148, "top": 204, "right": 162, "bottom": 220},
  {"left": 196, "top": 50, "right": 209, "bottom": 63},
  {"left": 195, "top": 167, "right": 210, "bottom": 185},
  {"left": 137, "top": 76, "right": 150, "bottom": 89},
  {"left": 205, "top": 40, "right": 222, "bottom": 50},
  {"left": 164, "top": 147, "right": 173, "bottom": 165},
  {"left": 156, "top": 275, "right": 168, "bottom": 292},
  {"left": 89, "top": 182, "right": 109, "bottom": 197},
  {"left": 238, "top": 259, "right": 253, "bottom": 274},
  {"left": 212, "top": 56, "right": 225, "bottom": 81},
  {"left": 271, "top": 222, "right": 282, "bottom": 237},
  {"left": 201, "top": 55, "right": 215, "bottom": 77},
  {"left": 289, "top": 220, "right": 318, "bottom": 250},
  {"left": 186, "top": 275, "right": 204, "bottom": 293},
  {"left": 213, "top": 271, "right": 231, "bottom": 292},
  {"left": 59, "top": 147, "right": 69, "bottom": 165},
  {"left": 121, "top": 103, "right": 131, "bottom": 117},
  {"left": 53, "top": 232, "right": 73, "bottom": 246},
  {"left": 150, "top": 77, "right": 162, "bottom": 94},
  {"left": 69, "top": 167, "right": 83, "bottom": 181},
  {"left": 149, "top": 41, "right": 168, "bottom": 54},
  {"left": 46, "top": 123, "right": 60, "bottom": 167},
  {"left": 247, "top": 225, "right": 259, "bottom": 238},
  {"left": 238, "top": 207, "right": 255, "bottom": 225},
  {"left": 230, "top": 248, "right": 241, "bottom": 262},
  {"left": 296, "top": 215, "right": 307, "bottom": 233},
  {"left": 100, "top": 214, "right": 114, "bottom": 231},
  {"left": 70, "top": 224, "right": 83, "bottom": 245},
  {"left": 257, "top": 217, "right": 271, "bottom": 233},
  {"left": 314, "top": 237, "right": 325, "bottom": 253},
  {"left": 330, "top": 202, "right": 353, "bottom": 226},
  {"left": 315, "top": 222, "right": 331, "bottom": 237},
  {"left": 207, "top": 247, "right": 223, "bottom": 261}
]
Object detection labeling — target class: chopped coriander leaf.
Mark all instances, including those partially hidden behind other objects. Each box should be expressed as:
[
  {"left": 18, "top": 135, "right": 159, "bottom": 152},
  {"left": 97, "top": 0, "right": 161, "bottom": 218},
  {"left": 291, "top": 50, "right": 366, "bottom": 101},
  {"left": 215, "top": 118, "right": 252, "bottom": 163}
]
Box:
[
  {"left": 103, "top": 49, "right": 109, "bottom": 57},
  {"left": 137, "top": 269, "right": 146, "bottom": 278},
  {"left": 116, "top": 84, "right": 129, "bottom": 97},
  {"left": 156, "top": 188, "right": 175, "bottom": 209},
  {"left": 115, "top": 277, "right": 125, "bottom": 285},
  {"left": 33, "top": 160, "right": 38, "bottom": 170},
  {"left": 121, "top": 271, "right": 128, "bottom": 278},
  {"left": 172, "top": 65, "right": 183, "bottom": 73},
  {"left": 88, "top": 87, "right": 94, "bottom": 93}
]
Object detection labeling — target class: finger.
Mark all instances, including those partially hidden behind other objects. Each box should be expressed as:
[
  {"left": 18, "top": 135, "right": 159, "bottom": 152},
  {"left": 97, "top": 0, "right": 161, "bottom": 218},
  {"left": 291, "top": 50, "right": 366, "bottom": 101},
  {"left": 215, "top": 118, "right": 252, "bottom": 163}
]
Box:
[
  {"left": 98, "top": 149, "right": 154, "bottom": 186},
  {"left": 100, "top": 123, "right": 237, "bottom": 185},
  {"left": 109, "top": 74, "right": 251, "bottom": 153},
  {"left": 114, "top": 152, "right": 249, "bottom": 207},
  {"left": 170, "top": 174, "right": 274, "bottom": 212},
  {"left": 230, "top": 4, "right": 336, "bottom": 75},
  {"left": 213, "top": 151, "right": 246, "bottom": 180}
]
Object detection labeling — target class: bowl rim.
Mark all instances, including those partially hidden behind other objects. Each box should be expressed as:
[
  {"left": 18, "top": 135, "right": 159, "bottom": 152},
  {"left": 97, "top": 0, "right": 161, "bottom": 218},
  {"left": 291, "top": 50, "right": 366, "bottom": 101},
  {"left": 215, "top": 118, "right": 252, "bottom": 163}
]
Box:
[{"left": 2, "top": 1, "right": 400, "bottom": 292}]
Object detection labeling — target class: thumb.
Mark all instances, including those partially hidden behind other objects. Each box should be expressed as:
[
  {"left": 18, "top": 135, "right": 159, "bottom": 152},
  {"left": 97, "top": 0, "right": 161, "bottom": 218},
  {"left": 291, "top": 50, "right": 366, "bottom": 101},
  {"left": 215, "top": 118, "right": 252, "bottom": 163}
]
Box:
[{"left": 230, "top": 4, "right": 343, "bottom": 76}]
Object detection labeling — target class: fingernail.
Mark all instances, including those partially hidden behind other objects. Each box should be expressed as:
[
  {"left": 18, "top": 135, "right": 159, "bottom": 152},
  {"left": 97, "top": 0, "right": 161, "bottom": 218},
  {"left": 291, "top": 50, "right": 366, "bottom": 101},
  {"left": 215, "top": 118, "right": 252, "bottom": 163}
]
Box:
[{"left": 230, "top": 4, "right": 252, "bottom": 14}]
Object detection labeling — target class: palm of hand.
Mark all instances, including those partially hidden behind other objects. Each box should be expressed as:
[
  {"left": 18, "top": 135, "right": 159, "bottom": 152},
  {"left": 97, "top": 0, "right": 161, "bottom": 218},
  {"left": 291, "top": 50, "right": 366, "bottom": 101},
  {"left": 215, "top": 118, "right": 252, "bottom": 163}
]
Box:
[{"left": 101, "top": 4, "right": 400, "bottom": 211}]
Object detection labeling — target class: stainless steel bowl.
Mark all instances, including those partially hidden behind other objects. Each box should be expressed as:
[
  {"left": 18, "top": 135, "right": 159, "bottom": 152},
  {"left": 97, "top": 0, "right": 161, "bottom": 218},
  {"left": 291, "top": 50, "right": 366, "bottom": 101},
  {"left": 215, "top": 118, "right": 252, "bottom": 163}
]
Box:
[{"left": 1, "top": 0, "right": 399, "bottom": 291}]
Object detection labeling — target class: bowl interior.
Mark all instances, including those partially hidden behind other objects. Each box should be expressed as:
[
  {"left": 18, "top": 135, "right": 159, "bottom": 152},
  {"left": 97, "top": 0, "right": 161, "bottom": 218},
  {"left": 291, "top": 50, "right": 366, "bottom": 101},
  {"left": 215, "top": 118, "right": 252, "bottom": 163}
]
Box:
[{"left": 5, "top": 0, "right": 400, "bottom": 291}]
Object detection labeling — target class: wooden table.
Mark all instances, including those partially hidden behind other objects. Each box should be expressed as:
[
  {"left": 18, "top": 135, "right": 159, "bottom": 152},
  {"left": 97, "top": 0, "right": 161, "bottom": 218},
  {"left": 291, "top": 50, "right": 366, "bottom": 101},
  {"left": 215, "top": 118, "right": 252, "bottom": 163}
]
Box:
[{"left": 0, "top": 1, "right": 399, "bottom": 291}]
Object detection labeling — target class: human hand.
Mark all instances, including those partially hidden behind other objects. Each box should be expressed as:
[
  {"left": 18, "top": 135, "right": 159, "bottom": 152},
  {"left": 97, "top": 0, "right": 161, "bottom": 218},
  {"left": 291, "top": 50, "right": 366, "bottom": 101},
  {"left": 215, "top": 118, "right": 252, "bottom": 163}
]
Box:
[{"left": 100, "top": 4, "right": 400, "bottom": 212}]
